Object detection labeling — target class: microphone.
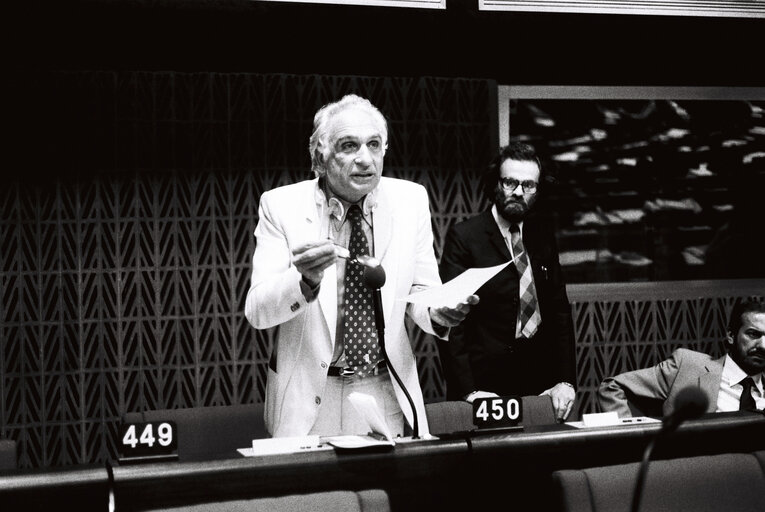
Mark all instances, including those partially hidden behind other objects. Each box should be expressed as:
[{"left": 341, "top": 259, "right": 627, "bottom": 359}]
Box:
[
  {"left": 363, "top": 263, "right": 386, "bottom": 333},
  {"left": 659, "top": 386, "right": 709, "bottom": 435},
  {"left": 361, "top": 259, "right": 421, "bottom": 440},
  {"left": 631, "top": 387, "right": 708, "bottom": 512},
  {"left": 362, "top": 262, "right": 386, "bottom": 290}
]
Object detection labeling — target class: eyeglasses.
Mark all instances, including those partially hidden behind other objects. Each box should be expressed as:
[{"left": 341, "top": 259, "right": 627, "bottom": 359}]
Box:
[{"left": 498, "top": 177, "right": 538, "bottom": 194}]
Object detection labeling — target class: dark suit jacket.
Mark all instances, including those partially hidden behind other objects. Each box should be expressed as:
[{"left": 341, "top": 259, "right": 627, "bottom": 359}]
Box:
[{"left": 438, "top": 210, "right": 575, "bottom": 400}]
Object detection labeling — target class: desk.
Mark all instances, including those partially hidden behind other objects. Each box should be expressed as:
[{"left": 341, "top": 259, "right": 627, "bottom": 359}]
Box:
[
  {"left": 111, "top": 411, "right": 765, "bottom": 512},
  {"left": 4, "top": 412, "right": 764, "bottom": 512},
  {"left": 0, "top": 464, "right": 109, "bottom": 511}
]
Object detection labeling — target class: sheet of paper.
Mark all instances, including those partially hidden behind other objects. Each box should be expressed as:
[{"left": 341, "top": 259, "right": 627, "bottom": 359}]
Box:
[
  {"left": 237, "top": 444, "right": 333, "bottom": 457},
  {"left": 323, "top": 435, "right": 395, "bottom": 450},
  {"left": 244, "top": 435, "right": 328, "bottom": 456},
  {"left": 400, "top": 259, "right": 514, "bottom": 308},
  {"left": 566, "top": 415, "right": 661, "bottom": 429}
]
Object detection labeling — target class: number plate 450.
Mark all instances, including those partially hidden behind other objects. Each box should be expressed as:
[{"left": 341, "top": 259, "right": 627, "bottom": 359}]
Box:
[{"left": 473, "top": 396, "right": 523, "bottom": 428}]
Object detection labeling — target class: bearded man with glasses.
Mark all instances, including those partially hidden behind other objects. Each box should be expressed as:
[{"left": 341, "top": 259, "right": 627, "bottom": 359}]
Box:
[{"left": 438, "top": 142, "right": 577, "bottom": 422}]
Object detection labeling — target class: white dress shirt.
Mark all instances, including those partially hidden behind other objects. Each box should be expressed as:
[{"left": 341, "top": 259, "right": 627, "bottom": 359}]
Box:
[{"left": 716, "top": 354, "right": 765, "bottom": 411}]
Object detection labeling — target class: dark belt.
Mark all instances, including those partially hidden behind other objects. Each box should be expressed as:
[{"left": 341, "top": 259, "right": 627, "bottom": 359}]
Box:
[{"left": 328, "top": 360, "right": 387, "bottom": 377}]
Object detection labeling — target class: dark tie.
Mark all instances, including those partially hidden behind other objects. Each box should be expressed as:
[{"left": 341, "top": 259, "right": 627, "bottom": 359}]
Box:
[
  {"left": 343, "top": 205, "right": 381, "bottom": 377},
  {"left": 739, "top": 377, "right": 756, "bottom": 411},
  {"left": 509, "top": 224, "right": 541, "bottom": 339}
]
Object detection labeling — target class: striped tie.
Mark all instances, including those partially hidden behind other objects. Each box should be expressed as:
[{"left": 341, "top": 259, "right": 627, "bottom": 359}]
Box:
[
  {"left": 509, "top": 224, "right": 541, "bottom": 339},
  {"left": 343, "top": 205, "right": 381, "bottom": 377}
]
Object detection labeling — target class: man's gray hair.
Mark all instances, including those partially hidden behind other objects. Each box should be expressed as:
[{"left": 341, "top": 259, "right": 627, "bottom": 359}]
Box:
[{"left": 308, "top": 94, "right": 388, "bottom": 177}]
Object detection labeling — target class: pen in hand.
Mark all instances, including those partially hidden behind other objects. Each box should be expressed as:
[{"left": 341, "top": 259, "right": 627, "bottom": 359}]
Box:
[
  {"left": 332, "top": 242, "right": 351, "bottom": 260},
  {"left": 331, "top": 242, "right": 380, "bottom": 268}
]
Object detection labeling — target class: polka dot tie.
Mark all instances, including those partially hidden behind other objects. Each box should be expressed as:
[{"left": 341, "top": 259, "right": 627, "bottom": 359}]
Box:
[
  {"left": 509, "top": 224, "right": 541, "bottom": 339},
  {"left": 343, "top": 205, "right": 381, "bottom": 377}
]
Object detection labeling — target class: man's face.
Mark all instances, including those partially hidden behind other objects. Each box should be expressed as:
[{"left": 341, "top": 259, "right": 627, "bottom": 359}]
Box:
[
  {"left": 495, "top": 158, "right": 540, "bottom": 223},
  {"left": 324, "top": 107, "right": 385, "bottom": 203},
  {"left": 729, "top": 311, "right": 765, "bottom": 375}
]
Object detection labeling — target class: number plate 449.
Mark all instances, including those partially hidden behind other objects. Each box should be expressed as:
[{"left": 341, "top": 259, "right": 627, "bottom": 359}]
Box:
[
  {"left": 118, "top": 421, "right": 178, "bottom": 462},
  {"left": 473, "top": 396, "right": 523, "bottom": 428}
]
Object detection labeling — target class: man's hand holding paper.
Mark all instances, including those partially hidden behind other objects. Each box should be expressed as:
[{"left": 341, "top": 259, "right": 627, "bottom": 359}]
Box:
[
  {"left": 406, "top": 259, "right": 518, "bottom": 329},
  {"left": 429, "top": 295, "right": 480, "bottom": 328},
  {"left": 405, "top": 260, "right": 514, "bottom": 308},
  {"left": 405, "top": 260, "right": 513, "bottom": 309}
]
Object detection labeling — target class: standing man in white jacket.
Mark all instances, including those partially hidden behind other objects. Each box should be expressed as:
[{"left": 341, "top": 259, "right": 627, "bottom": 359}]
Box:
[{"left": 245, "top": 94, "right": 478, "bottom": 438}]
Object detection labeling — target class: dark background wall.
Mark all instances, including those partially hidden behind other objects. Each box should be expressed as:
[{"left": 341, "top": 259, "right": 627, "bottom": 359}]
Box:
[
  {"left": 3, "top": 71, "right": 495, "bottom": 468},
  {"left": 12, "top": 0, "right": 765, "bottom": 86}
]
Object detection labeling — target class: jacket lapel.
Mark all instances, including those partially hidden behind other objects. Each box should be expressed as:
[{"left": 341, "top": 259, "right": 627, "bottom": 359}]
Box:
[
  {"left": 372, "top": 183, "right": 393, "bottom": 264},
  {"left": 372, "top": 182, "right": 394, "bottom": 325},
  {"left": 481, "top": 211, "right": 513, "bottom": 262}
]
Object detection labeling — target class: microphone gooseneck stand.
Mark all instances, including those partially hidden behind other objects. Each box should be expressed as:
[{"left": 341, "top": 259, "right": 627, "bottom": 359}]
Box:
[
  {"left": 363, "top": 264, "right": 420, "bottom": 439},
  {"left": 630, "top": 386, "right": 709, "bottom": 512}
]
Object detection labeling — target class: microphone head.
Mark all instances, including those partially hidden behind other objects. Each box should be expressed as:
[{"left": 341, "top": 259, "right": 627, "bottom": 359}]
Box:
[
  {"left": 671, "top": 386, "right": 709, "bottom": 422},
  {"left": 363, "top": 264, "right": 386, "bottom": 289}
]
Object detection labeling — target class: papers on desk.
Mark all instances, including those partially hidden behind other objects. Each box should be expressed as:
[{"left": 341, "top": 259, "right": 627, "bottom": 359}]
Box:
[
  {"left": 323, "top": 434, "right": 395, "bottom": 450},
  {"left": 238, "top": 436, "right": 333, "bottom": 457},
  {"left": 401, "top": 260, "right": 514, "bottom": 308},
  {"left": 325, "top": 392, "right": 395, "bottom": 451},
  {"left": 237, "top": 393, "right": 415, "bottom": 456},
  {"left": 566, "top": 412, "right": 661, "bottom": 429}
]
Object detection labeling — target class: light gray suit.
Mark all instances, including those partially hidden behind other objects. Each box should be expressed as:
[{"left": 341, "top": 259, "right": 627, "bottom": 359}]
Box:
[
  {"left": 245, "top": 177, "right": 442, "bottom": 437},
  {"left": 598, "top": 348, "right": 723, "bottom": 418}
]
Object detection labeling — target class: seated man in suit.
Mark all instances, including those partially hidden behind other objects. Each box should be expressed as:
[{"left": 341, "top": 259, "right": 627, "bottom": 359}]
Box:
[{"left": 599, "top": 298, "right": 765, "bottom": 417}]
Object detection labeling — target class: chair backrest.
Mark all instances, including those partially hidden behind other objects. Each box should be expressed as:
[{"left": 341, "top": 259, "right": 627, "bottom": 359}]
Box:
[
  {"left": 425, "top": 401, "right": 475, "bottom": 434},
  {"left": 141, "top": 489, "right": 390, "bottom": 512},
  {"left": 552, "top": 452, "right": 765, "bottom": 512},
  {"left": 0, "top": 438, "right": 18, "bottom": 471},
  {"left": 522, "top": 395, "right": 557, "bottom": 425},
  {"left": 123, "top": 403, "right": 268, "bottom": 461}
]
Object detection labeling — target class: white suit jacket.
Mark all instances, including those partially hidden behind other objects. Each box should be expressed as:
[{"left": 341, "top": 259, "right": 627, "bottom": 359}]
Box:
[{"left": 245, "top": 177, "right": 442, "bottom": 437}]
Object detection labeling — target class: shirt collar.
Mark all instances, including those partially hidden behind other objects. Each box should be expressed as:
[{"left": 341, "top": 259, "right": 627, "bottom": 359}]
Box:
[
  {"left": 491, "top": 204, "right": 523, "bottom": 238},
  {"left": 722, "top": 353, "right": 763, "bottom": 390},
  {"left": 314, "top": 178, "right": 378, "bottom": 223}
]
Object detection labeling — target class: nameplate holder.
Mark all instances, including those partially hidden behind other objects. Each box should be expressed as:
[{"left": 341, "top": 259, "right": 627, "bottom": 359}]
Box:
[
  {"left": 582, "top": 411, "right": 620, "bottom": 427},
  {"left": 473, "top": 396, "right": 524, "bottom": 430},
  {"left": 118, "top": 421, "right": 178, "bottom": 464},
  {"left": 251, "top": 435, "right": 322, "bottom": 456}
]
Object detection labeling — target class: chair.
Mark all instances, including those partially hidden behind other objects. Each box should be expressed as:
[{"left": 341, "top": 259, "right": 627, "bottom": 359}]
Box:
[
  {"left": 0, "top": 438, "right": 18, "bottom": 470},
  {"left": 552, "top": 451, "right": 765, "bottom": 512},
  {"left": 425, "top": 395, "right": 562, "bottom": 435},
  {"left": 141, "top": 488, "right": 390, "bottom": 512},
  {"left": 123, "top": 403, "right": 268, "bottom": 461},
  {"left": 425, "top": 400, "right": 474, "bottom": 434},
  {"left": 523, "top": 395, "right": 557, "bottom": 425}
]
